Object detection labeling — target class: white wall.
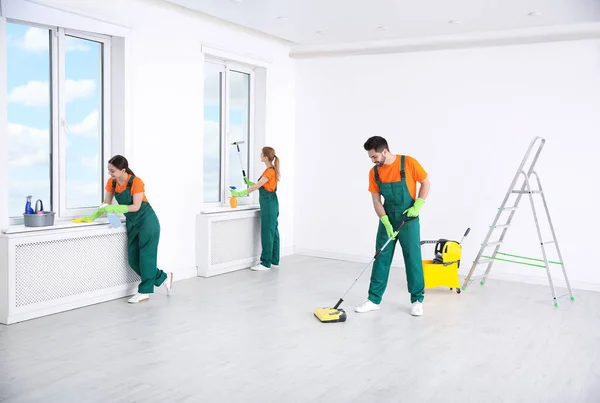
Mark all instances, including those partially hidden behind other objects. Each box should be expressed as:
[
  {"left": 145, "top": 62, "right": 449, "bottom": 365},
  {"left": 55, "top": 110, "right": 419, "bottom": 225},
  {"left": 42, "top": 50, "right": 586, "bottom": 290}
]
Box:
[
  {"left": 295, "top": 39, "right": 600, "bottom": 291},
  {"left": 10, "top": 0, "right": 296, "bottom": 279}
]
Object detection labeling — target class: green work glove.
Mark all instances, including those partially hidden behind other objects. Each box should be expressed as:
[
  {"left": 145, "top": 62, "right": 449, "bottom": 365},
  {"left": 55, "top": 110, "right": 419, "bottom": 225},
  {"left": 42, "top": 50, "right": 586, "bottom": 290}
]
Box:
[
  {"left": 403, "top": 198, "right": 425, "bottom": 218},
  {"left": 380, "top": 215, "right": 396, "bottom": 240},
  {"left": 243, "top": 177, "right": 255, "bottom": 187},
  {"left": 230, "top": 189, "right": 248, "bottom": 197},
  {"left": 100, "top": 204, "right": 129, "bottom": 214},
  {"left": 84, "top": 209, "right": 104, "bottom": 221},
  {"left": 73, "top": 208, "right": 104, "bottom": 223}
]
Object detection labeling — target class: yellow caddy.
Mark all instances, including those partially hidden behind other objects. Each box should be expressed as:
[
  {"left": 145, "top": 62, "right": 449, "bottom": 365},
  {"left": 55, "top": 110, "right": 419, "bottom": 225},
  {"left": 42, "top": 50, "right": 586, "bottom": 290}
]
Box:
[{"left": 421, "top": 228, "right": 470, "bottom": 294}]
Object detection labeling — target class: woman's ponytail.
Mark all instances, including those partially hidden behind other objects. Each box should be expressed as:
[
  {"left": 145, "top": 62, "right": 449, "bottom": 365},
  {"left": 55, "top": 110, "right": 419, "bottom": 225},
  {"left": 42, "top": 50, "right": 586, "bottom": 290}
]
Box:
[
  {"left": 262, "top": 147, "right": 280, "bottom": 181},
  {"left": 273, "top": 155, "right": 281, "bottom": 181}
]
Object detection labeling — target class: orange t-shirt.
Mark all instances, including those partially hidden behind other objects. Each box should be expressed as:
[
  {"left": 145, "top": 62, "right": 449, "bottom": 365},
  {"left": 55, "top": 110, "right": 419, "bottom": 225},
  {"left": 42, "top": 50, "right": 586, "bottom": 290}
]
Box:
[
  {"left": 260, "top": 168, "right": 278, "bottom": 192},
  {"left": 105, "top": 175, "right": 149, "bottom": 203},
  {"left": 368, "top": 155, "right": 427, "bottom": 200}
]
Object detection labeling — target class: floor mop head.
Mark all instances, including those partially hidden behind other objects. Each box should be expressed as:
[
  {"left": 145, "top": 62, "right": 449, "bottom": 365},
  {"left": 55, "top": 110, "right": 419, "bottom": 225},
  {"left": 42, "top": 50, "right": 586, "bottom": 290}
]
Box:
[
  {"left": 314, "top": 297, "right": 347, "bottom": 323},
  {"left": 314, "top": 307, "right": 347, "bottom": 323}
]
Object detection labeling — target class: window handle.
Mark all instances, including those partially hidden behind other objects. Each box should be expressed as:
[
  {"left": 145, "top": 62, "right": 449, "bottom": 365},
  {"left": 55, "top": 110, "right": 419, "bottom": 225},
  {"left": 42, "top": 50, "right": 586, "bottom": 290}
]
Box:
[{"left": 61, "top": 119, "right": 71, "bottom": 133}]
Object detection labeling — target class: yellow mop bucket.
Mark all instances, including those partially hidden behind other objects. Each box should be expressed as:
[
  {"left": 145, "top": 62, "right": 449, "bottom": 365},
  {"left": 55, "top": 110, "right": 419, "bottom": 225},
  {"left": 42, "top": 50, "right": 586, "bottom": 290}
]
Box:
[{"left": 421, "top": 228, "right": 470, "bottom": 294}]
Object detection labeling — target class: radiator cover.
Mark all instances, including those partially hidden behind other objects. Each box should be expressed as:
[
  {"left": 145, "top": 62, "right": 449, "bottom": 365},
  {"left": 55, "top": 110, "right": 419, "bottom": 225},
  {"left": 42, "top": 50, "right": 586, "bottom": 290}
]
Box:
[
  {"left": 196, "top": 208, "right": 261, "bottom": 277},
  {"left": 0, "top": 225, "right": 139, "bottom": 325},
  {"left": 14, "top": 232, "right": 139, "bottom": 307}
]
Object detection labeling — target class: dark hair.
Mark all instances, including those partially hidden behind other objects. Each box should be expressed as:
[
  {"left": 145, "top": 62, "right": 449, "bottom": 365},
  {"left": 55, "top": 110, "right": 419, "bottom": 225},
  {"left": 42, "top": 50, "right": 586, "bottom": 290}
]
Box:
[
  {"left": 363, "top": 136, "right": 389, "bottom": 152},
  {"left": 108, "top": 155, "right": 134, "bottom": 175}
]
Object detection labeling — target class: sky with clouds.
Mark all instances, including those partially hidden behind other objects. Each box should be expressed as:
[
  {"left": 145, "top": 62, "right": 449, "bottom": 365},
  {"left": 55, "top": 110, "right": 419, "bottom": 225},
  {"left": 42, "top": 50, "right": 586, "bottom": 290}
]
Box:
[{"left": 7, "top": 22, "right": 103, "bottom": 217}]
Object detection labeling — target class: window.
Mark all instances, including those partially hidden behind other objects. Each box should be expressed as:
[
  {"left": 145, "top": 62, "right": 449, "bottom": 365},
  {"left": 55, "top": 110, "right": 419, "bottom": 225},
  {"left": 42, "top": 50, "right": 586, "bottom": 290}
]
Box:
[
  {"left": 63, "top": 34, "right": 105, "bottom": 211},
  {"left": 6, "top": 23, "right": 52, "bottom": 218},
  {"left": 203, "top": 59, "right": 253, "bottom": 204},
  {"left": 6, "top": 21, "right": 110, "bottom": 223}
]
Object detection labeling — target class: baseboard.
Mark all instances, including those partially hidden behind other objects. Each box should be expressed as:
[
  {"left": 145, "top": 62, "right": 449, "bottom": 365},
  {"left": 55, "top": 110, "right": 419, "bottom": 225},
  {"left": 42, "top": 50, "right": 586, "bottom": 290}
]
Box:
[
  {"left": 281, "top": 246, "right": 295, "bottom": 257},
  {"left": 460, "top": 269, "right": 600, "bottom": 293},
  {"left": 174, "top": 266, "right": 199, "bottom": 281},
  {"left": 294, "top": 249, "right": 405, "bottom": 267},
  {"left": 198, "top": 259, "right": 256, "bottom": 278},
  {"left": 296, "top": 249, "right": 600, "bottom": 293}
]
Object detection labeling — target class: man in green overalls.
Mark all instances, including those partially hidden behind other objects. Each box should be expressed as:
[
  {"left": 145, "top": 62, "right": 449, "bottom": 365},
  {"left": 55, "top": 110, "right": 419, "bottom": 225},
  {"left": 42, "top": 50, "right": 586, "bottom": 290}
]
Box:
[{"left": 355, "top": 136, "right": 431, "bottom": 316}]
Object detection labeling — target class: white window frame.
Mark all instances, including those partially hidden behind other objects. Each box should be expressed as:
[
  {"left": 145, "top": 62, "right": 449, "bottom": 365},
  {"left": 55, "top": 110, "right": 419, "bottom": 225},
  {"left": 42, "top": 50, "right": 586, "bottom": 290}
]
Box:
[
  {"left": 57, "top": 27, "right": 111, "bottom": 218},
  {"left": 5, "top": 20, "right": 111, "bottom": 225},
  {"left": 203, "top": 57, "right": 255, "bottom": 207}
]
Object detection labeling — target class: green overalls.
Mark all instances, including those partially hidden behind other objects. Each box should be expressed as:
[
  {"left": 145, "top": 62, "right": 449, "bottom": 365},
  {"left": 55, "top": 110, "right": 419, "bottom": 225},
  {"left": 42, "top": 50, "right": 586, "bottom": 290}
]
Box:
[
  {"left": 369, "top": 155, "right": 425, "bottom": 304},
  {"left": 113, "top": 176, "right": 167, "bottom": 294},
  {"left": 258, "top": 168, "right": 280, "bottom": 268}
]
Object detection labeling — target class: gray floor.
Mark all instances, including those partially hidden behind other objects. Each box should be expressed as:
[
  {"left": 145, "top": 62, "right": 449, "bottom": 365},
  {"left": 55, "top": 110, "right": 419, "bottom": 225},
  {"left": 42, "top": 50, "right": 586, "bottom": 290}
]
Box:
[{"left": 1, "top": 254, "right": 599, "bottom": 403}]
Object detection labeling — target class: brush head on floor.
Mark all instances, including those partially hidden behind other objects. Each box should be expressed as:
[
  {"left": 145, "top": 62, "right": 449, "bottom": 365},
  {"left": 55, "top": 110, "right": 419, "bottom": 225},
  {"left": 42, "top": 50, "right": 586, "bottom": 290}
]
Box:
[{"left": 314, "top": 307, "right": 347, "bottom": 323}]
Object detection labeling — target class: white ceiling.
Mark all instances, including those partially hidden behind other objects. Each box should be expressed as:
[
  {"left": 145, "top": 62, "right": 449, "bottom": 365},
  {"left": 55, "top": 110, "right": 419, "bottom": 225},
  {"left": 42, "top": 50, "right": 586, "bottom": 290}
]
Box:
[{"left": 164, "top": 0, "right": 600, "bottom": 45}]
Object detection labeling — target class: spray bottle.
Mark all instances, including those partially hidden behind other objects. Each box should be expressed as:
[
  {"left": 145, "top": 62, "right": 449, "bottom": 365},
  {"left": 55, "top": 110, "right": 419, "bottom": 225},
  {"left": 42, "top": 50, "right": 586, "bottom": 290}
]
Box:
[
  {"left": 229, "top": 186, "right": 238, "bottom": 208},
  {"left": 24, "top": 195, "right": 34, "bottom": 214}
]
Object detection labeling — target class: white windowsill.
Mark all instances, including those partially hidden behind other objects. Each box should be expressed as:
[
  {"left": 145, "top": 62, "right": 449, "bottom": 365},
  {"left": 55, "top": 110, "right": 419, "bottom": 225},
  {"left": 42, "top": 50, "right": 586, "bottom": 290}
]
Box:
[
  {"left": 1, "top": 217, "right": 124, "bottom": 235},
  {"left": 200, "top": 204, "right": 260, "bottom": 214}
]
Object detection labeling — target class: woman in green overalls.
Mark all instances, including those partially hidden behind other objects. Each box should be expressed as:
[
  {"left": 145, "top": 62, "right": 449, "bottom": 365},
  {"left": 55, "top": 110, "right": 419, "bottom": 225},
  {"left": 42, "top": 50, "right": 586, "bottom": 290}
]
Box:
[
  {"left": 230, "top": 147, "right": 280, "bottom": 271},
  {"left": 85, "top": 155, "right": 173, "bottom": 304}
]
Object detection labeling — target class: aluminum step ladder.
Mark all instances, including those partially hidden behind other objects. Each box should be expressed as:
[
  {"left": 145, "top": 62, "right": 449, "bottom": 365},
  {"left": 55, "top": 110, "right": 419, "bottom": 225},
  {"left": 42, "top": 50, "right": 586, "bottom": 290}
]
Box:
[{"left": 461, "top": 137, "right": 574, "bottom": 306}]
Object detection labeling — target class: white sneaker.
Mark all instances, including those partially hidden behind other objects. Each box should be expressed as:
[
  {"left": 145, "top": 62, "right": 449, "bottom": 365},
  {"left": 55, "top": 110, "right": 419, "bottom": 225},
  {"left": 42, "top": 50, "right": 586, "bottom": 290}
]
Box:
[
  {"left": 271, "top": 264, "right": 279, "bottom": 268},
  {"left": 411, "top": 301, "right": 423, "bottom": 316},
  {"left": 128, "top": 293, "right": 149, "bottom": 304},
  {"left": 250, "top": 263, "right": 270, "bottom": 271},
  {"left": 354, "top": 300, "right": 380, "bottom": 313},
  {"left": 163, "top": 272, "right": 173, "bottom": 296}
]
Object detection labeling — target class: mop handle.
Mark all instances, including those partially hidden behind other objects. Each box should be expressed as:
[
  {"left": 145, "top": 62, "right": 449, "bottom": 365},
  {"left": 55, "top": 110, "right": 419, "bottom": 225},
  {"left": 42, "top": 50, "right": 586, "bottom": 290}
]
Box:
[
  {"left": 459, "top": 227, "right": 471, "bottom": 244},
  {"left": 338, "top": 234, "right": 396, "bottom": 300},
  {"left": 236, "top": 145, "right": 246, "bottom": 178},
  {"left": 337, "top": 216, "right": 412, "bottom": 301}
]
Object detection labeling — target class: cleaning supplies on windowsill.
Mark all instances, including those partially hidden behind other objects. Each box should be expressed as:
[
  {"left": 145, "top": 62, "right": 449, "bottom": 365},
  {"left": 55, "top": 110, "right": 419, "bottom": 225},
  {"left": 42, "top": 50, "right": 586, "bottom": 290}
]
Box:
[
  {"left": 229, "top": 186, "right": 238, "bottom": 208},
  {"left": 24, "top": 195, "right": 34, "bottom": 215},
  {"left": 23, "top": 198, "right": 55, "bottom": 227},
  {"left": 35, "top": 199, "right": 44, "bottom": 214}
]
